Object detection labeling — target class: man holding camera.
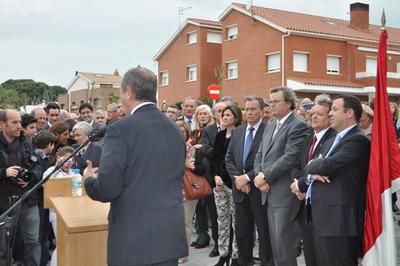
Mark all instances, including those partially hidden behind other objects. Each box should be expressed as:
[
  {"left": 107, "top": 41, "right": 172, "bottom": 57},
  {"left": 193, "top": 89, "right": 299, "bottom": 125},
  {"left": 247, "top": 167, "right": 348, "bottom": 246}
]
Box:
[{"left": 0, "top": 109, "right": 42, "bottom": 265}]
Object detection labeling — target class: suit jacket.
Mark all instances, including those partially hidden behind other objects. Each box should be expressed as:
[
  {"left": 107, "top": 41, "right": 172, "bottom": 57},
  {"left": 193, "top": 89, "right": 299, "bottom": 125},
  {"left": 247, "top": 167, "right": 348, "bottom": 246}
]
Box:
[
  {"left": 201, "top": 123, "right": 218, "bottom": 160},
  {"left": 210, "top": 129, "right": 232, "bottom": 188},
  {"left": 91, "top": 120, "right": 106, "bottom": 142},
  {"left": 75, "top": 142, "right": 102, "bottom": 174},
  {"left": 297, "top": 127, "right": 336, "bottom": 193},
  {"left": 305, "top": 125, "right": 370, "bottom": 237},
  {"left": 254, "top": 112, "right": 309, "bottom": 207},
  {"left": 225, "top": 122, "right": 266, "bottom": 203},
  {"left": 200, "top": 123, "right": 219, "bottom": 182},
  {"left": 85, "top": 104, "right": 187, "bottom": 265}
]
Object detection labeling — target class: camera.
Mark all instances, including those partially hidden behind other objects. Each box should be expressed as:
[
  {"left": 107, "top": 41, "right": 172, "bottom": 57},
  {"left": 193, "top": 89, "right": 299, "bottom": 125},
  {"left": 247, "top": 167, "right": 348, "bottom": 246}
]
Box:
[
  {"left": 9, "top": 155, "right": 38, "bottom": 185},
  {"left": 16, "top": 168, "right": 34, "bottom": 182}
]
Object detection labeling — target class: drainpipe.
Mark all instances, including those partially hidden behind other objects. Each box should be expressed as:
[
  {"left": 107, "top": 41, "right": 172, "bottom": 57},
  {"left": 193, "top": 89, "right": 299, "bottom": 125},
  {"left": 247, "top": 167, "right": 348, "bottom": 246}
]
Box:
[{"left": 281, "top": 30, "right": 291, "bottom": 86}]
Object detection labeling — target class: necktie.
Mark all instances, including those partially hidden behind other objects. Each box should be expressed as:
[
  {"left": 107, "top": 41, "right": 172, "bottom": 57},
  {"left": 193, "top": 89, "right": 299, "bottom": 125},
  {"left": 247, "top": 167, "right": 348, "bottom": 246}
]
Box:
[
  {"left": 272, "top": 121, "right": 281, "bottom": 138},
  {"left": 308, "top": 135, "right": 317, "bottom": 161},
  {"left": 306, "top": 134, "right": 342, "bottom": 203},
  {"left": 242, "top": 127, "right": 254, "bottom": 167},
  {"left": 187, "top": 119, "right": 192, "bottom": 131}
]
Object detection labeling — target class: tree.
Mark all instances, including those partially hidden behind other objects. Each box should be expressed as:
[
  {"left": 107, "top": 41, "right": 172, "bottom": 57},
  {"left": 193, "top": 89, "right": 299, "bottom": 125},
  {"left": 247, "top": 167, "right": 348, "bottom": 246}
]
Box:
[
  {"left": 108, "top": 93, "right": 119, "bottom": 104},
  {"left": 0, "top": 79, "right": 67, "bottom": 106}
]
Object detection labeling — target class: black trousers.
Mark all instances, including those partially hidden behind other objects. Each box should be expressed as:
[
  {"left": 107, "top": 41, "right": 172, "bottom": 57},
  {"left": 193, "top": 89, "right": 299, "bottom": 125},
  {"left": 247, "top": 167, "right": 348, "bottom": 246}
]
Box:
[
  {"left": 235, "top": 197, "right": 274, "bottom": 266},
  {"left": 195, "top": 195, "right": 218, "bottom": 245},
  {"left": 298, "top": 204, "right": 317, "bottom": 266},
  {"left": 307, "top": 205, "right": 358, "bottom": 266}
]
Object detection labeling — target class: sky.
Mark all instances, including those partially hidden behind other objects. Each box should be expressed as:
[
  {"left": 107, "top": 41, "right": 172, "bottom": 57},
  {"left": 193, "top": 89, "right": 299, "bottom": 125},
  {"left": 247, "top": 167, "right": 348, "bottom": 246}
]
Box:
[{"left": 0, "top": 0, "right": 399, "bottom": 88}]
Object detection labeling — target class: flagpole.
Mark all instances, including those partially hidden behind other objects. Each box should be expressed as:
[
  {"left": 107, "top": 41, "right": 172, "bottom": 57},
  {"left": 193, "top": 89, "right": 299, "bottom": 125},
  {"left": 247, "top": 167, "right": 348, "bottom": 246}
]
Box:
[{"left": 362, "top": 9, "right": 400, "bottom": 266}]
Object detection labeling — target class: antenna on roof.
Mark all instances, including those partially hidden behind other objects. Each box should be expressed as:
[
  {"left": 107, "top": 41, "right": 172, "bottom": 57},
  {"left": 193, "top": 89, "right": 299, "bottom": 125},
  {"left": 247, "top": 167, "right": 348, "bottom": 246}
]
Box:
[
  {"left": 246, "top": 0, "right": 253, "bottom": 10},
  {"left": 246, "top": 0, "right": 255, "bottom": 23},
  {"left": 178, "top": 6, "right": 191, "bottom": 33}
]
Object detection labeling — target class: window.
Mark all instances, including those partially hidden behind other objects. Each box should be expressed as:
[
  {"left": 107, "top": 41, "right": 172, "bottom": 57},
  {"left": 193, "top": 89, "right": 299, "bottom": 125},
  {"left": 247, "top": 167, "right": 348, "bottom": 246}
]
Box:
[
  {"left": 397, "top": 62, "right": 400, "bottom": 73},
  {"left": 366, "top": 57, "right": 377, "bottom": 75},
  {"left": 187, "top": 32, "right": 197, "bottom": 44},
  {"left": 187, "top": 65, "right": 197, "bottom": 81},
  {"left": 226, "top": 25, "right": 238, "bottom": 40},
  {"left": 266, "top": 53, "right": 281, "bottom": 72},
  {"left": 327, "top": 56, "right": 340, "bottom": 74},
  {"left": 293, "top": 52, "right": 309, "bottom": 72},
  {"left": 93, "top": 98, "right": 100, "bottom": 107},
  {"left": 100, "top": 84, "right": 113, "bottom": 88},
  {"left": 160, "top": 71, "right": 169, "bottom": 86},
  {"left": 227, "top": 61, "right": 238, "bottom": 79},
  {"left": 207, "top": 32, "right": 222, "bottom": 44}
]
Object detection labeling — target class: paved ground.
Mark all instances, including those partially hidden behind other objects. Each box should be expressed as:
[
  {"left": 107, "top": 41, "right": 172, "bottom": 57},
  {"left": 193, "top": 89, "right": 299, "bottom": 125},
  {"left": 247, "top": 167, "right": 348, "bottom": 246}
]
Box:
[{"left": 186, "top": 203, "right": 400, "bottom": 266}]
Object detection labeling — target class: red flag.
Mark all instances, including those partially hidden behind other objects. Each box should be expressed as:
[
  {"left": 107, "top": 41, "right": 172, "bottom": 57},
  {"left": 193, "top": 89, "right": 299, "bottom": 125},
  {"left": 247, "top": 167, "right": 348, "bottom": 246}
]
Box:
[{"left": 362, "top": 29, "right": 400, "bottom": 265}]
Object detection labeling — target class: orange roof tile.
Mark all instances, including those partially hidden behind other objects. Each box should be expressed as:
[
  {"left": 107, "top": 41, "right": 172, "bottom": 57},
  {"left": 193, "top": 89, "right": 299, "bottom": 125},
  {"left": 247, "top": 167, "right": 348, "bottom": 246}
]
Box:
[
  {"left": 231, "top": 3, "right": 400, "bottom": 45},
  {"left": 187, "top": 18, "right": 222, "bottom": 28}
]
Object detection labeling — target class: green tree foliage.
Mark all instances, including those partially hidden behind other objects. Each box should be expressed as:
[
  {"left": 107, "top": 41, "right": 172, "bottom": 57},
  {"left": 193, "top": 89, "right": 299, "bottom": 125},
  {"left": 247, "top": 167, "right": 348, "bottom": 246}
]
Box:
[
  {"left": 0, "top": 79, "right": 67, "bottom": 108},
  {"left": 108, "top": 93, "right": 120, "bottom": 104}
]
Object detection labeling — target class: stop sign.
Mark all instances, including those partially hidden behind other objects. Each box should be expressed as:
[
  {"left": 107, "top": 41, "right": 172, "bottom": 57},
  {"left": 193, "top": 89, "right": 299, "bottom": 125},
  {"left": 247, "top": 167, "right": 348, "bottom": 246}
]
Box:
[{"left": 207, "top": 84, "right": 220, "bottom": 100}]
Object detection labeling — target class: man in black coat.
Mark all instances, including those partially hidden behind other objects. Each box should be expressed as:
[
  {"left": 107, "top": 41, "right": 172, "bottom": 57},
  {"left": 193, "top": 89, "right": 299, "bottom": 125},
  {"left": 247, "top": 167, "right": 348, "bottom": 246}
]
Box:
[
  {"left": 84, "top": 67, "right": 187, "bottom": 266},
  {"left": 302, "top": 95, "right": 370, "bottom": 266},
  {"left": 0, "top": 109, "right": 43, "bottom": 265},
  {"left": 198, "top": 101, "right": 227, "bottom": 256},
  {"left": 290, "top": 94, "right": 336, "bottom": 266},
  {"left": 225, "top": 96, "right": 274, "bottom": 266}
]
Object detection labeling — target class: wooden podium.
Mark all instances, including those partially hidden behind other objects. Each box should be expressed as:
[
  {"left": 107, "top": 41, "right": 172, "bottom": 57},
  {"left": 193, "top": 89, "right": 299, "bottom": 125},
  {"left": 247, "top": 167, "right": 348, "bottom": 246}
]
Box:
[{"left": 50, "top": 196, "right": 109, "bottom": 266}]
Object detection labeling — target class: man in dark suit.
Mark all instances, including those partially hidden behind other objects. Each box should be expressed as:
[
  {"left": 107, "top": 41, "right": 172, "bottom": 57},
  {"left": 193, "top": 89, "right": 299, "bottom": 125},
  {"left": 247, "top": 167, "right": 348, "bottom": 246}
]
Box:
[
  {"left": 178, "top": 97, "right": 197, "bottom": 132},
  {"left": 254, "top": 87, "right": 309, "bottom": 266},
  {"left": 290, "top": 94, "right": 336, "bottom": 266},
  {"left": 79, "top": 102, "right": 105, "bottom": 141},
  {"left": 301, "top": 95, "right": 370, "bottom": 266},
  {"left": 199, "top": 101, "right": 227, "bottom": 256},
  {"left": 84, "top": 67, "right": 187, "bottom": 266},
  {"left": 225, "top": 96, "right": 274, "bottom": 266}
]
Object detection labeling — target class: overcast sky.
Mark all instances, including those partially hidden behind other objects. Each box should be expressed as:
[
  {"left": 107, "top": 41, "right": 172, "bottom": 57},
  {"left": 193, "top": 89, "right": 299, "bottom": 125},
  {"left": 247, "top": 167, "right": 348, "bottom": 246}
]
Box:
[{"left": 0, "top": 0, "right": 399, "bottom": 87}]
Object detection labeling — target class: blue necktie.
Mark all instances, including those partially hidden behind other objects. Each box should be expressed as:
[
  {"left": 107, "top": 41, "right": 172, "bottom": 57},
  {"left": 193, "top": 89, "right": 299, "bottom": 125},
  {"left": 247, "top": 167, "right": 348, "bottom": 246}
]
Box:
[
  {"left": 242, "top": 127, "right": 254, "bottom": 168},
  {"left": 187, "top": 119, "right": 192, "bottom": 131},
  {"left": 306, "top": 134, "right": 342, "bottom": 203}
]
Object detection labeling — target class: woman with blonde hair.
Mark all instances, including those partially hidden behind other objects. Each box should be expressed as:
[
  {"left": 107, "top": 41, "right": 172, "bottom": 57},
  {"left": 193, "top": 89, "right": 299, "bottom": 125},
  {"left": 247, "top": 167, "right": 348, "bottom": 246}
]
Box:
[{"left": 191, "top": 104, "right": 214, "bottom": 145}]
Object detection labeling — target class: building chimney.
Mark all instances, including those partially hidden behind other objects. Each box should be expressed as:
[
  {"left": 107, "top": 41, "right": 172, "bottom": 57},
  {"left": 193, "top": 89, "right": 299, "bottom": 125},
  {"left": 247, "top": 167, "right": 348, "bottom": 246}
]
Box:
[
  {"left": 114, "top": 69, "right": 119, "bottom": 76},
  {"left": 350, "top": 2, "right": 369, "bottom": 30}
]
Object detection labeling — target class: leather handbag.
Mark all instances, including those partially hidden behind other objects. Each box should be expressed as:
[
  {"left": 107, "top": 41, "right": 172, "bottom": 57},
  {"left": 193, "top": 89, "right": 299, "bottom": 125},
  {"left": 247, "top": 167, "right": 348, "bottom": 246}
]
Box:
[{"left": 183, "top": 169, "right": 212, "bottom": 200}]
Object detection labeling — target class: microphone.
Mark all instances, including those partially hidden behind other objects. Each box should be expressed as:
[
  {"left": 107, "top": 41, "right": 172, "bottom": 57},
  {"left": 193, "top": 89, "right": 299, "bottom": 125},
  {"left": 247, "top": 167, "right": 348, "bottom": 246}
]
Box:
[{"left": 89, "top": 127, "right": 106, "bottom": 142}]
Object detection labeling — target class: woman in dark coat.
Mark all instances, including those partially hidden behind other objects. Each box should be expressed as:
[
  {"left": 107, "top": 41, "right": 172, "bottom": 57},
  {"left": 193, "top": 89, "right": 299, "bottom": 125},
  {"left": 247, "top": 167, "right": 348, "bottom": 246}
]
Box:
[{"left": 211, "top": 105, "right": 243, "bottom": 266}]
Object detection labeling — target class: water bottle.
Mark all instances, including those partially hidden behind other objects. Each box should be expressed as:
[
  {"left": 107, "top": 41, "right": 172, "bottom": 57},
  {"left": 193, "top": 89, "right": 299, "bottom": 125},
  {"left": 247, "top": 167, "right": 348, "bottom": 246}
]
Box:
[{"left": 71, "top": 169, "right": 83, "bottom": 197}]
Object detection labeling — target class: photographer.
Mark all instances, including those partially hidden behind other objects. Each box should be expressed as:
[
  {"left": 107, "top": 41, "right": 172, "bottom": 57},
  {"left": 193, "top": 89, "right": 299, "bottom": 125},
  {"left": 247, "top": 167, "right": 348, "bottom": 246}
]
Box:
[{"left": 0, "top": 109, "right": 42, "bottom": 265}]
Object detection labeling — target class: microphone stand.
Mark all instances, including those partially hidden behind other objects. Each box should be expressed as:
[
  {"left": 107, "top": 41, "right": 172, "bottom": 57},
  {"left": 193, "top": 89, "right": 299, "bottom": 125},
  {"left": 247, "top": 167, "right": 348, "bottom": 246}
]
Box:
[{"left": 0, "top": 136, "right": 92, "bottom": 266}]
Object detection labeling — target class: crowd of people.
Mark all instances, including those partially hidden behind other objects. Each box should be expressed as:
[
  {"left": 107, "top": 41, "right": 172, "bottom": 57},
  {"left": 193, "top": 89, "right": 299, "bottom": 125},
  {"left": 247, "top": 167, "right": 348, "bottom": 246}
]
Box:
[{"left": 0, "top": 77, "right": 399, "bottom": 266}]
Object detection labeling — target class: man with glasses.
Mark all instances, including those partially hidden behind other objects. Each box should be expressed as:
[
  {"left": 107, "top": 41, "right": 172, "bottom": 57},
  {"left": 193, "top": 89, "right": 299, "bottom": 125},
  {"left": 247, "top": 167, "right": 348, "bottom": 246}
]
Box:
[
  {"left": 79, "top": 103, "right": 105, "bottom": 142},
  {"left": 254, "top": 87, "right": 309, "bottom": 266},
  {"left": 106, "top": 103, "right": 119, "bottom": 125}
]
